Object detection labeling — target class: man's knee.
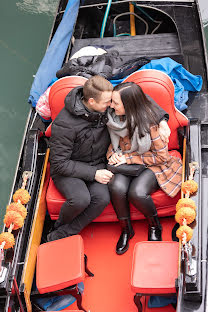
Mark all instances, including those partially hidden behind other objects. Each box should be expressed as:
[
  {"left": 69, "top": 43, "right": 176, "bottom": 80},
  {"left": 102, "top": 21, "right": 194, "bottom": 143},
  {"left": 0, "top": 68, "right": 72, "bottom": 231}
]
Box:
[
  {"left": 89, "top": 195, "right": 110, "bottom": 219},
  {"left": 99, "top": 193, "right": 110, "bottom": 209},
  {"left": 67, "top": 192, "right": 91, "bottom": 213},
  {"left": 91, "top": 188, "right": 110, "bottom": 209}
]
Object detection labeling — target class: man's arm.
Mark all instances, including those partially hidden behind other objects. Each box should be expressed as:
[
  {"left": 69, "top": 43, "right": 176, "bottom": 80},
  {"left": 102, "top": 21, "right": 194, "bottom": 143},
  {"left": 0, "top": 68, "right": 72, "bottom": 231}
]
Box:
[
  {"left": 147, "top": 95, "right": 171, "bottom": 143},
  {"left": 50, "top": 121, "right": 113, "bottom": 183},
  {"left": 50, "top": 122, "right": 97, "bottom": 181},
  {"left": 159, "top": 120, "right": 171, "bottom": 143},
  {"left": 146, "top": 94, "right": 169, "bottom": 123}
]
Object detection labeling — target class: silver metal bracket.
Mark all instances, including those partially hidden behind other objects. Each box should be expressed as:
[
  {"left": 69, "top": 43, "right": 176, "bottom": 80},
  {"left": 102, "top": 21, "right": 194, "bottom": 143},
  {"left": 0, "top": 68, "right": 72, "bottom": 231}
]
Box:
[
  {"left": 184, "top": 242, "right": 197, "bottom": 276},
  {"left": 0, "top": 266, "right": 7, "bottom": 284},
  {"left": 22, "top": 171, "right": 32, "bottom": 179}
]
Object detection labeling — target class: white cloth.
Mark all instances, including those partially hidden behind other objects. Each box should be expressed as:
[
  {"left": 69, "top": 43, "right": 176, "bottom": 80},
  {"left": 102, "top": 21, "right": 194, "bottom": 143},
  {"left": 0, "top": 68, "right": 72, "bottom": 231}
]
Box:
[{"left": 70, "top": 46, "right": 107, "bottom": 60}]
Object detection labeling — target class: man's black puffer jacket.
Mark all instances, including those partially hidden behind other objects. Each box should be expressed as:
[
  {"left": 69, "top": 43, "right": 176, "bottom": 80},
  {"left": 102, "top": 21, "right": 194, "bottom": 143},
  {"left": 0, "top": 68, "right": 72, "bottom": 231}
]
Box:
[{"left": 49, "top": 86, "right": 110, "bottom": 181}]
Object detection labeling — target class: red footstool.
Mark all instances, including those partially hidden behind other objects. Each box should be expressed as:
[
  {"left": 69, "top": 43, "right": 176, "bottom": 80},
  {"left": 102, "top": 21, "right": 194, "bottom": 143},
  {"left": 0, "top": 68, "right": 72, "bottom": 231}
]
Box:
[
  {"left": 36, "top": 235, "right": 93, "bottom": 312},
  {"left": 131, "top": 241, "right": 179, "bottom": 311}
]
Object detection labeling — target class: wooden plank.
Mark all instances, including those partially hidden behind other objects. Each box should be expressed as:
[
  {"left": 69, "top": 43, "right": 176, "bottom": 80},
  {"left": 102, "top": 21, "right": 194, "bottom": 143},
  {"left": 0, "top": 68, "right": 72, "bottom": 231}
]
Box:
[
  {"left": 71, "top": 33, "right": 181, "bottom": 57},
  {"left": 21, "top": 149, "right": 50, "bottom": 312}
]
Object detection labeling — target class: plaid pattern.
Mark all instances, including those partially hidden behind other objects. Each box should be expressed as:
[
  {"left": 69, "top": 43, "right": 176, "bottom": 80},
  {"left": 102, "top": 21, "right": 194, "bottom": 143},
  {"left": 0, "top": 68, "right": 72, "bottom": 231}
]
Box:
[
  {"left": 36, "top": 86, "right": 52, "bottom": 120},
  {"left": 107, "top": 125, "right": 182, "bottom": 198}
]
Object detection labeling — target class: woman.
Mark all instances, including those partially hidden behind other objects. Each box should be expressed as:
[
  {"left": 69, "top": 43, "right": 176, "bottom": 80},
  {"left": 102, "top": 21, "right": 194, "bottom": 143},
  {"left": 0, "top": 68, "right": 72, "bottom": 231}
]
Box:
[{"left": 107, "top": 82, "right": 182, "bottom": 255}]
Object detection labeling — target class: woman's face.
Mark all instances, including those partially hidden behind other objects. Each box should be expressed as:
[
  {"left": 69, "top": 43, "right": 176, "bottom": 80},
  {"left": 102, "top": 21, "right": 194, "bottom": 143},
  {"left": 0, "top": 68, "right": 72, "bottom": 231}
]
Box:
[{"left": 110, "top": 91, "right": 126, "bottom": 115}]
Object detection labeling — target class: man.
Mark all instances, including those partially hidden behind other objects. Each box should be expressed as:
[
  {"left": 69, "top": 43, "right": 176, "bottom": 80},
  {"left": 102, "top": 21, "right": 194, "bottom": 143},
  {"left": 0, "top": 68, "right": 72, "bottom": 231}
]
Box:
[
  {"left": 47, "top": 75, "right": 170, "bottom": 241},
  {"left": 47, "top": 76, "right": 114, "bottom": 241}
]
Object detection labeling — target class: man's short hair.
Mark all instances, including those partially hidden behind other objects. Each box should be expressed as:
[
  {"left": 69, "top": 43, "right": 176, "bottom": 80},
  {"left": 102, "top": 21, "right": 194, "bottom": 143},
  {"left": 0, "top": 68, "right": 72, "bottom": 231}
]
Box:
[{"left": 83, "top": 75, "right": 113, "bottom": 102}]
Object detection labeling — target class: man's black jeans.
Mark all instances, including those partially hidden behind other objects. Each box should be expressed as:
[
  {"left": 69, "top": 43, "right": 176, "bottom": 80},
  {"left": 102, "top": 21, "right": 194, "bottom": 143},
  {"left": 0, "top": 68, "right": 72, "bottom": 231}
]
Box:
[{"left": 49, "top": 176, "right": 110, "bottom": 240}]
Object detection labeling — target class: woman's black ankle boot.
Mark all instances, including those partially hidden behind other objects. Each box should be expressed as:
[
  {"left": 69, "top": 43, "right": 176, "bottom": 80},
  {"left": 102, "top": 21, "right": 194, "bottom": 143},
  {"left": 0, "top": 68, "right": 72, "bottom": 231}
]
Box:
[
  {"left": 147, "top": 214, "right": 162, "bottom": 241},
  {"left": 116, "top": 218, "right": 135, "bottom": 255}
]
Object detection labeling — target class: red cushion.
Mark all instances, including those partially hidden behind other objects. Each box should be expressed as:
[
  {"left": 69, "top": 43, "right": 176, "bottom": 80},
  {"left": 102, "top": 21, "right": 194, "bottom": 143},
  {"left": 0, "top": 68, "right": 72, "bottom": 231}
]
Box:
[
  {"left": 49, "top": 76, "right": 88, "bottom": 121},
  {"left": 46, "top": 151, "right": 181, "bottom": 221},
  {"left": 45, "top": 124, "right": 52, "bottom": 137},
  {"left": 123, "top": 70, "right": 188, "bottom": 150},
  {"left": 131, "top": 241, "right": 179, "bottom": 294},
  {"left": 36, "top": 235, "right": 85, "bottom": 294},
  {"left": 45, "top": 76, "right": 88, "bottom": 137}
]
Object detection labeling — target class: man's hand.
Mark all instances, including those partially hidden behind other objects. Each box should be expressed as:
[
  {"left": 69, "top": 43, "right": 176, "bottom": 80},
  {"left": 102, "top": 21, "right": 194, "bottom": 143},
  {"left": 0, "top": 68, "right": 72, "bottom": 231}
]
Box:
[
  {"left": 95, "top": 169, "right": 114, "bottom": 184},
  {"left": 159, "top": 120, "right": 171, "bottom": 143}
]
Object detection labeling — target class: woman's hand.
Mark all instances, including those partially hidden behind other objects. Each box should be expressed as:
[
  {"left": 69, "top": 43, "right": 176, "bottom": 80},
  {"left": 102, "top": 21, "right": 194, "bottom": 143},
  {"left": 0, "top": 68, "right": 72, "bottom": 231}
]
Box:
[
  {"left": 109, "top": 153, "right": 127, "bottom": 166},
  {"left": 108, "top": 152, "right": 123, "bottom": 165},
  {"left": 114, "top": 154, "right": 127, "bottom": 166}
]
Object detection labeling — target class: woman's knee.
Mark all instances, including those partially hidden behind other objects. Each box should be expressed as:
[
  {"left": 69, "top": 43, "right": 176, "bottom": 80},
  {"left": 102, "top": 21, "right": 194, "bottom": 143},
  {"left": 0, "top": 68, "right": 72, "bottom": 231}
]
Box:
[
  {"left": 128, "top": 185, "right": 148, "bottom": 202},
  {"left": 128, "top": 170, "right": 158, "bottom": 202},
  {"left": 108, "top": 175, "right": 129, "bottom": 198}
]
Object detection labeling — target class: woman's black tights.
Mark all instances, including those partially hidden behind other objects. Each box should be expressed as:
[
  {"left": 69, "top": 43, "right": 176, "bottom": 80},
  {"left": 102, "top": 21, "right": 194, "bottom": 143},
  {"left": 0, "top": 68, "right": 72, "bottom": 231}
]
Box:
[{"left": 108, "top": 168, "right": 159, "bottom": 219}]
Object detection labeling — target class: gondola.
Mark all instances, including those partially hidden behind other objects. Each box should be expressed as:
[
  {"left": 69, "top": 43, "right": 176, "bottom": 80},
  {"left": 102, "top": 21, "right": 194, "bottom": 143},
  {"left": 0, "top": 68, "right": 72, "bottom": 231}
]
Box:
[{"left": 0, "top": 0, "right": 208, "bottom": 311}]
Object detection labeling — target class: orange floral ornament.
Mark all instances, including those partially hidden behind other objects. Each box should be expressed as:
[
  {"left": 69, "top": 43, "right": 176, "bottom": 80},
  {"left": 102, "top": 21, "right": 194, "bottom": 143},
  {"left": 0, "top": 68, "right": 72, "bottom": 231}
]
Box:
[
  {"left": 6, "top": 202, "right": 27, "bottom": 219},
  {"left": 13, "top": 189, "right": 31, "bottom": 205},
  {"left": 176, "top": 198, "right": 196, "bottom": 212},
  {"left": 4, "top": 211, "right": 24, "bottom": 230},
  {"left": 175, "top": 207, "right": 196, "bottom": 225},
  {"left": 181, "top": 180, "right": 198, "bottom": 195},
  {"left": 0, "top": 232, "right": 15, "bottom": 249},
  {"left": 176, "top": 225, "right": 193, "bottom": 243},
  {"left": 0, "top": 174, "right": 30, "bottom": 256}
]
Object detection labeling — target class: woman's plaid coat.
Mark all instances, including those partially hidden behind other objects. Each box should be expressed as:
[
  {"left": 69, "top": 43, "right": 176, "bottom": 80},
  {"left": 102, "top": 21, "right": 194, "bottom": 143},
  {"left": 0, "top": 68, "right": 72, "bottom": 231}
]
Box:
[{"left": 107, "top": 125, "right": 182, "bottom": 198}]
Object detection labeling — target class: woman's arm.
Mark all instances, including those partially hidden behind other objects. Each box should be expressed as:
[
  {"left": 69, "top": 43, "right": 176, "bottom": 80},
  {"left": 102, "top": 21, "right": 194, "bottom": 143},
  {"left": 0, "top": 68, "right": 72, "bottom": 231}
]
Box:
[
  {"left": 107, "top": 144, "right": 124, "bottom": 165},
  {"left": 106, "top": 144, "right": 114, "bottom": 160},
  {"left": 147, "top": 95, "right": 171, "bottom": 143},
  {"left": 124, "top": 125, "right": 170, "bottom": 166}
]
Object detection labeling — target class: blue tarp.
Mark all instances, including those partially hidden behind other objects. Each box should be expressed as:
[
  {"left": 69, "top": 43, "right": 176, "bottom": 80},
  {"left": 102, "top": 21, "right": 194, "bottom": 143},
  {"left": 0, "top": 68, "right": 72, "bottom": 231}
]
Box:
[
  {"left": 35, "top": 294, "right": 76, "bottom": 311},
  {"left": 28, "top": 0, "right": 80, "bottom": 107},
  {"left": 111, "top": 57, "right": 203, "bottom": 111},
  {"left": 139, "top": 57, "right": 203, "bottom": 111},
  {"left": 148, "top": 295, "right": 177, "bottom": 308},
  {"left": 34, "top": 282, "right": 84, "bottom": 310}
]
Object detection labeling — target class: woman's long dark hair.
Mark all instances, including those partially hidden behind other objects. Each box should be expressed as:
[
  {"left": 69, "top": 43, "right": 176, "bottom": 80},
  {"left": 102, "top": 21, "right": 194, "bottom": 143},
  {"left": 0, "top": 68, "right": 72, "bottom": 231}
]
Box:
[{"left": 113, "top": 82, "right": 161, "bottom": 138}]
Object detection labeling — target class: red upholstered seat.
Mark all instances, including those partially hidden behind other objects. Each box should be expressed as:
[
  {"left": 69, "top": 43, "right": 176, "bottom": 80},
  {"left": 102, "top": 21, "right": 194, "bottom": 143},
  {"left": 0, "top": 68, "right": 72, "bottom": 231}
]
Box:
[
  {"left": 46, "top": 149, "right": 181, "bottom": 221},
  {"left": 36, "top": 235, "right": 85, "bottom": 294},
  {"left": 131, "top": 241, "right": 179, "bottom": 294},
  {"left": 45, "top": 70, "right": 188, "bottom": 221}
]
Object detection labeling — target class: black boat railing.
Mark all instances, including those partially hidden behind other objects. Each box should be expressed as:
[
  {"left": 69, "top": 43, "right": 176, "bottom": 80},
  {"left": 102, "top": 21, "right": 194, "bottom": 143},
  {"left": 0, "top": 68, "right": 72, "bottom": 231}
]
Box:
[{"left": 176, "top": 119, "right": 204, "bottom": 312}]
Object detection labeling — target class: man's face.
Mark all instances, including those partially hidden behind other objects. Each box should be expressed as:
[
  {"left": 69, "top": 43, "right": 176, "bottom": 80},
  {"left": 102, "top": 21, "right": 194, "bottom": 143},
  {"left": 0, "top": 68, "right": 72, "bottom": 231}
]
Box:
[{"left": 88, "top": 91, "right": 112, "bottom": 113}]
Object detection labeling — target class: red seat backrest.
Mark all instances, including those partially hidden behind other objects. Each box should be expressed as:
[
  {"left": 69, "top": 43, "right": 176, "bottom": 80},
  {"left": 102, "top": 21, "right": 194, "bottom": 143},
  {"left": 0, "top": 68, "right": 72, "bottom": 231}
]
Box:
[
  {"left": 123, "top": 69, "right": 188, "bottom": 150},
  {"left": 49, "top": 76, "right": 88, "bottom": 120},
  {"left": 45, "top": 76, "right": 88, "bottom": 137}
]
